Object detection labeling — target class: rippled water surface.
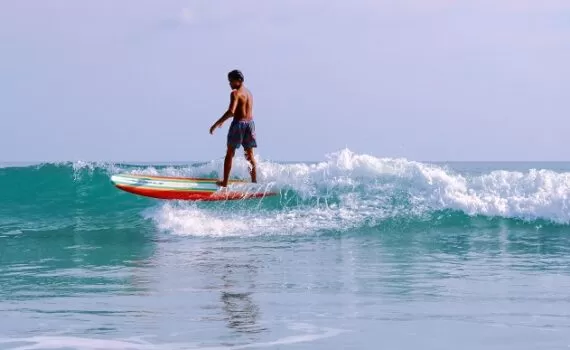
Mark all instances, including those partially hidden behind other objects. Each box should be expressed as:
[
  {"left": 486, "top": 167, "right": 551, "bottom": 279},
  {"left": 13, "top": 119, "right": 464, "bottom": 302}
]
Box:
[{"left": 2, "top": 156, "right": 570, "bottom": 349}]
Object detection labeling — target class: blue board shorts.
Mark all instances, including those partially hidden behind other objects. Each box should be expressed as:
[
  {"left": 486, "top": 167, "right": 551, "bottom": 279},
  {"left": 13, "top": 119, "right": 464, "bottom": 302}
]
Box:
[{"left": 227, "top": 120, "right": 257, "bottom": 149}]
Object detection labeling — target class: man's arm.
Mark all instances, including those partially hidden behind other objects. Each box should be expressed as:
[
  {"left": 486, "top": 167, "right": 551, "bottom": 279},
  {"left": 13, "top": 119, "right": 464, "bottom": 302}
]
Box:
[{"left": 210, "top": 91, "right": 238, "bottom": 134}]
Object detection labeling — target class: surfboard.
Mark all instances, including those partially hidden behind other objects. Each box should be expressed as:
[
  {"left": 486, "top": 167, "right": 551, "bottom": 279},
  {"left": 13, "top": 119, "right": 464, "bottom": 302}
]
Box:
[{"left": 110, "top": 173, "right": 277, "bottom": 201}]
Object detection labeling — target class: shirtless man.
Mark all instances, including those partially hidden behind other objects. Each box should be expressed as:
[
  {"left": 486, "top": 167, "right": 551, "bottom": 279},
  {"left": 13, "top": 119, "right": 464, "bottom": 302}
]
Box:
[{"left": 209, "top": 69, "right": 257, "bottom": 187}]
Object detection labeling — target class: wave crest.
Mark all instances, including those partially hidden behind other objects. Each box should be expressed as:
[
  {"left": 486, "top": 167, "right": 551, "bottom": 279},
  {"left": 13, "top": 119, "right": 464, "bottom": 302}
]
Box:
[
  {"left": 138, "top": 149, "right": 570, "bottom": 235},
  {"left": 3, "top": 150, "right": 570, "bottom": 237}
]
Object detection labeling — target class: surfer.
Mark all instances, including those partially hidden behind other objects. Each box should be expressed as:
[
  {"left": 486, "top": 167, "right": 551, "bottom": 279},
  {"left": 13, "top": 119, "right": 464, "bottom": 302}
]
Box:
[{"left": 209, "top": 69, "right": 257, "bottom": 187}]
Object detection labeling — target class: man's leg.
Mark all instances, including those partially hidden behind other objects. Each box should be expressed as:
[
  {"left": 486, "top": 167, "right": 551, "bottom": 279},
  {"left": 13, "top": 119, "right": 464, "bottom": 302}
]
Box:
[
  {"left": 243, "top": 121, "right": 257, "bottom": 183},
  {"left": 218, "top": 145, "right": 235, "bottom": 187},
  {"left": 244, "top": 148, "right": 257, "bottom": 183}
]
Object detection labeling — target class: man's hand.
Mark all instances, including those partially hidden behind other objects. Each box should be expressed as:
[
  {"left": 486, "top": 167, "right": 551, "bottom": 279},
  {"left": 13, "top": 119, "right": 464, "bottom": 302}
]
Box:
[{"left": 210, "top": 91, "right": 237, "bottom": 135}]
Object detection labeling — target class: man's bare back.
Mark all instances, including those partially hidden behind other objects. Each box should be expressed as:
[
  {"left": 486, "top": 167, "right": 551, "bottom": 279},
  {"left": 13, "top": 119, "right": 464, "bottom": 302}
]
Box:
[
  {"left": 209, "top": 70, "right": 258, "bottom": 187},
  {"left": 232, "top": 87, "right": 253, "bottom": 122}
]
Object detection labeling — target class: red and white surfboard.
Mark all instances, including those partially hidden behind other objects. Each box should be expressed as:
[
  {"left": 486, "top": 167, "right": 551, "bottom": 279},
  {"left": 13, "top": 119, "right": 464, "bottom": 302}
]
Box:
[{"left": 110, "top": 173, "right": 277, "bottom": 201}]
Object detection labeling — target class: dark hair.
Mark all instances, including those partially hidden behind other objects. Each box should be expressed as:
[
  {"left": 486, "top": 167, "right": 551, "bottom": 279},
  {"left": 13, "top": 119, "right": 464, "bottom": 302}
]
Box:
[{"left": 228, "top": 69, "right": 244, "bottom": 82}]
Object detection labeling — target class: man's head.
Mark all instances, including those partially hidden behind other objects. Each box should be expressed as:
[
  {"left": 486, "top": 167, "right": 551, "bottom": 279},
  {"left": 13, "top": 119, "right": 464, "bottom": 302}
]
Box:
[{"left": 228, "top": 69, "right": 244, "bottom": 89}]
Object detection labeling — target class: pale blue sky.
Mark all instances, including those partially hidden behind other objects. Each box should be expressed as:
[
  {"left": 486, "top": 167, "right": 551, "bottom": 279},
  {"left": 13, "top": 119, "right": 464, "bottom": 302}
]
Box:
[{"left": 1, "top": 0, "right": 569, "bottom": 162}]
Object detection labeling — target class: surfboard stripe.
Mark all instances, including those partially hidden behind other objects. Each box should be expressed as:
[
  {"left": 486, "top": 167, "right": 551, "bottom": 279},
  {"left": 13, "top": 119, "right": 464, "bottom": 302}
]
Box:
[
  {"left": 111, "top": 175, "right": 217, "bottom": 189},
  {"left": 116, "top": 185, "right": 216, "bottom": 193},
  {"left": 117, "top": 173, "right": 246, "bottom": 183}
]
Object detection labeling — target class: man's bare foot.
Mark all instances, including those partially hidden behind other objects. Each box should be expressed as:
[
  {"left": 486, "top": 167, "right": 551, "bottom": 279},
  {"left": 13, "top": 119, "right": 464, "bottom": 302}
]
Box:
[{"left": 216, "top": 180, "right": 228, "bottom": 187}]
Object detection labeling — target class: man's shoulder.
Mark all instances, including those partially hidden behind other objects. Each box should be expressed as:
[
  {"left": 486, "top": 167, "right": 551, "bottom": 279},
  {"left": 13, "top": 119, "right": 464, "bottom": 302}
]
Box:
[{"left": 231, "top": 88, "right": 251, "bottom": 99}]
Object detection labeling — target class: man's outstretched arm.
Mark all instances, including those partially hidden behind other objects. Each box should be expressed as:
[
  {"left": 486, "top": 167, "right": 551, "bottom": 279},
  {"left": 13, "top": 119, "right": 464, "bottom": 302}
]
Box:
[{"left": 210, "top": 91, "right": 238, "bottom": 134}]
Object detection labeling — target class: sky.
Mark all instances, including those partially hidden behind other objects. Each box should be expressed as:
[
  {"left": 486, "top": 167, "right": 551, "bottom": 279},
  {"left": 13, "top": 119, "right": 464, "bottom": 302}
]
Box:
[{"left": 1, "top": 0, "right": 569, "bottom": 162}]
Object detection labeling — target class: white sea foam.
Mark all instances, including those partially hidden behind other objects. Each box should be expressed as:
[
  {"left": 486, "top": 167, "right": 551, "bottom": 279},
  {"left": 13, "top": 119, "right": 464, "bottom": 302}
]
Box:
[
  {"left": 139, "top": 149, "right": 570, "bottom": 236},
  {"left": 142, "top": 200, "right": 376, "bottom": 237},
  {"left": 0, "top": 323, "right": 345, "bottom": 349}
]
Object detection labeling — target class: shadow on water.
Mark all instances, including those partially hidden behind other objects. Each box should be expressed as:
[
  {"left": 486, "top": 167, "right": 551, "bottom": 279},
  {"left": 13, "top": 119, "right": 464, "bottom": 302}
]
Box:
[
  {"left": 188, "top": 244, "right": 268, "bottom": 342},
  {"left": 219, "top": 259, "right": 268, "bottom": 341},
  {"left": 220, "top": 279, "right": 264, "bottom": 334}
]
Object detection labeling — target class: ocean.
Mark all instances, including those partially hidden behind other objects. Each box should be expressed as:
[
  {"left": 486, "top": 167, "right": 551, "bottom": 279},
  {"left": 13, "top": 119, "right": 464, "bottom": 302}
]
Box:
[{"left": 1, "top": 149, "right": 570, "bottom": 349}]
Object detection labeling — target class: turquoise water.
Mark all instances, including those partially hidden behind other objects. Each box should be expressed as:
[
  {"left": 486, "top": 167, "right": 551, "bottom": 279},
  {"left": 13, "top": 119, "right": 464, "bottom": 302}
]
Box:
[{"left": 2, "top": 150, "right": 570, "bottom": 349}]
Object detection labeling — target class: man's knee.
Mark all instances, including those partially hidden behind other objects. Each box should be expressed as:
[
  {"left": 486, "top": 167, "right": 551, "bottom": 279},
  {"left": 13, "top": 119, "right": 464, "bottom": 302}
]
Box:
[
  {"left": 245, "top": 151, "right": 255, "bottom": 163},
  {"left": 226, "top": 147, "right": 236, "bottom": 158}
]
